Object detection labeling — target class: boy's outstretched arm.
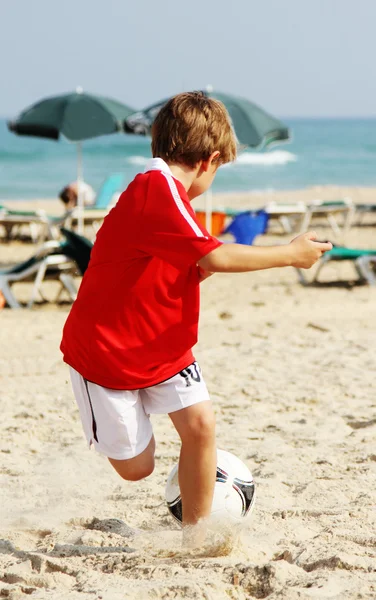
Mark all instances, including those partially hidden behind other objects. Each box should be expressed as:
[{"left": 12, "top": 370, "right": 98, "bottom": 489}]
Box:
[{"left": 198, "top": 231, "right": 332, "bottom": 273}]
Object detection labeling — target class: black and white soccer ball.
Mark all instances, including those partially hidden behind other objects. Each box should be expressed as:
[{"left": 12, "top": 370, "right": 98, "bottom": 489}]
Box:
[{"left": 165, "top": 449, "right": 256, "bottom": 525}]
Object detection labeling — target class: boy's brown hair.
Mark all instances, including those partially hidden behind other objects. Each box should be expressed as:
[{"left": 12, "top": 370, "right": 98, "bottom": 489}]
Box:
[{"left": 151, "top": 91, "right": 237, "bottom": 168}]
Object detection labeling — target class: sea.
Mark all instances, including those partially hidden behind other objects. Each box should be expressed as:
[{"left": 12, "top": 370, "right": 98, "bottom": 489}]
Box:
[{"left": 1, "top": 117, "right": 376, "bottom": 201}]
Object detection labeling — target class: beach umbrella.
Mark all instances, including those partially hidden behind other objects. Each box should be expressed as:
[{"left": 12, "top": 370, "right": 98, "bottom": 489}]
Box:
[
  {"left": 124, "top": 89, "right": 290, "bottom": 231},
  {"left": 124, "top": 89, "right": 289, "bottom": 147},
  {"left": 8, "top": 88, "right": 135, "bottom": 232}
]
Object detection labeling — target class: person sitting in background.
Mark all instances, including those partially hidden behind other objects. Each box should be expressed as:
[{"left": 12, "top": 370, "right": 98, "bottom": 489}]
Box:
[{"left": 59, "top": 181, "right": 95, "bottom": 209}]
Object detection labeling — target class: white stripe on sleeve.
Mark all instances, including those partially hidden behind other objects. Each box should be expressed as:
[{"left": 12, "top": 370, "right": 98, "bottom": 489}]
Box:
[{"left": 162, "top": 172, "right": 207, "bottom": 239}]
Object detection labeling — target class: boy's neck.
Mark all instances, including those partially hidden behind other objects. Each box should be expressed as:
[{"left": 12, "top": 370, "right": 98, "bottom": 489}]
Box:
[{"left": 168, "top": 162, "right": 200, "bottom": 194}]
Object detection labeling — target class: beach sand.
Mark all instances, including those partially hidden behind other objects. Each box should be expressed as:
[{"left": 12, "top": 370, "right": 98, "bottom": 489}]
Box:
[{"left": 0, "top": 187, "right": 375, "bottom": 599}]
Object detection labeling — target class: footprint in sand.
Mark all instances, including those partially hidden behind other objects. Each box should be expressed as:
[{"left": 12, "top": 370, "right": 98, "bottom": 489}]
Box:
[{"left": 86, "top": 518, "right": 137, "bottom": 538}]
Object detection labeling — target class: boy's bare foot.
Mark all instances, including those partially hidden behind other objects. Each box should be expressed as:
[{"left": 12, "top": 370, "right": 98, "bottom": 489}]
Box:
[
  {"left": 182, "top": 520, "right": 208, "bottom": 549},
  {"left": 182, "top": 519, "right": 240, "bottom": 557}
]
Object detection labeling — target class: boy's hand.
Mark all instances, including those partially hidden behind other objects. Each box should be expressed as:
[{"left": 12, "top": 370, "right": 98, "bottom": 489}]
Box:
[
  {"left": 288, "top": 231, "right": 333, "bottom": 269},
  {"left": 197, "top": 266, "right": 214, "bottom": 282}
]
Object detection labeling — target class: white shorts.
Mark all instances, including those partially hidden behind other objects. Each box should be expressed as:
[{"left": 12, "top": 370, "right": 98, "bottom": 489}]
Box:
[{"left": 69, "top": 362, "right": 210, "bottom": 460}]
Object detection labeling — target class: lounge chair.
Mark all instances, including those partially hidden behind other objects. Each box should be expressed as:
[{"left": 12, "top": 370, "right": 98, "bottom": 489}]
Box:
[
  {"left": 262, "top": 198, "right": 355, "bottom": 238},
  {"left": 296, "top": 246, "right": 376, "bottom": 286},
  {"left": 355, "top": 203, "right": 376, "bottom": 225},
  {"left": 301, "top": 198, "right": 355, "bottom": 242},
  {"left": 0, "top": 228, "right": 93, "bottom": 308},
  {"left": 353, "top": 254, "right": 376, "bottom": 285},
  {"left": 203, "top": 198, "right": 355, "bottom": 240},
  {"left": 0, "top": 206, "right": 71, "bottom": 243},
  {"left": 264, "top": 201, "right": 307, "bottom": 234},
  {"left": 59, "top": 227, "right": 93, "bottom": 275},
  {"left": 0, "top": 173, "right": 124, "bottom": 242}
]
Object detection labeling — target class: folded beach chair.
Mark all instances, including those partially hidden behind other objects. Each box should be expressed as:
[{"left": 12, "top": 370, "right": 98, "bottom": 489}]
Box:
[
  {"left": 70, "top": 172, "right": 125, "bottom": 232},
  {"left": 0, "top": 228, "right": 93, "bottom": 308},
  {"left": 221, "top": 210, "right": 269, "bottom": 245},
  {"left": 296, "top": 246, "right": 376, "bottom": 286}
]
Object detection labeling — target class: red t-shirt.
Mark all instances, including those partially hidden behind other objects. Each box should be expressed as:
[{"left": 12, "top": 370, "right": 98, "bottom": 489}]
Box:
[{"left": 60, "top": 159, "right": 221, "bottom": 389}]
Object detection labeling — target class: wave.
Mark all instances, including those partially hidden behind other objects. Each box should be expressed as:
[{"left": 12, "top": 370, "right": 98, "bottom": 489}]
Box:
[
  {"left": 0, "top": 149, "right": 48, "bottom": 162},
  {"left": 126, "top": 155, "right": 149, "bottom": 166},
  {"left": 233, "top": 150, "right": 297, "bottom": 166},
  {"left": 124, "top": 152, "right": 297, "bottom": 169}
]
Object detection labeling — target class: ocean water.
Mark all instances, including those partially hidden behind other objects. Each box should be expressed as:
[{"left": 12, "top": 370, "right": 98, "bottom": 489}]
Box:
[{"left": 1, "top": 118, "right": 376, "bottom": 200}]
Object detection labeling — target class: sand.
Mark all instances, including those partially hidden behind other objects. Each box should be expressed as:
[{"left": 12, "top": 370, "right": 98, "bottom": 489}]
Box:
[{"left": 0, "top": 187, "right": 376, "bottom": 599}]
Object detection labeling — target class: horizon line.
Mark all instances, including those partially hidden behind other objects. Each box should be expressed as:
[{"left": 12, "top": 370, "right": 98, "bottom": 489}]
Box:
[{"left": 2, "top": 114, "right": 376, "bottom": 122}]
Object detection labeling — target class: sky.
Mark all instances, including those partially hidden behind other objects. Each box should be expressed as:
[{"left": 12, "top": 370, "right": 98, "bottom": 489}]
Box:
[{"left": 1, "top": 0, "right": 376, "bottom": 119}]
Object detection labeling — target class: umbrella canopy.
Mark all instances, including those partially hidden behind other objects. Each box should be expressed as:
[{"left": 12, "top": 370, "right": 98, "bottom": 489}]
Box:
[
  {"left": 124, "top": 89, "right": 290, "bottom": 233},
  {"left": 123, "top": 89, "right": 290, "bottom": 148},
  {"left": 8, "top": 90, "right": 135, "bottom": 141},
  {"left": 8, "top": 89, "right": 135, "bottom": 232}
]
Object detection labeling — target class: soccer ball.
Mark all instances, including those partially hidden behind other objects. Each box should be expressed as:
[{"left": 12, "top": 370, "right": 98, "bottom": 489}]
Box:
[{"left": 165, "top": 449, "right": 255, "bottom": 525}]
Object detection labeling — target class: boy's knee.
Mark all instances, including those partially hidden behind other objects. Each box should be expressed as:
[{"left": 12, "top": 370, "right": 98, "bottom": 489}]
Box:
[
  {"left": 181, "top": 411, "right": 216, "bottom": 444},
  {"left": 121, "top": 463, "right": 155, "bottom": 481},
  {"left": 109, "top": 456, "right": 155, "bottom": 481}
]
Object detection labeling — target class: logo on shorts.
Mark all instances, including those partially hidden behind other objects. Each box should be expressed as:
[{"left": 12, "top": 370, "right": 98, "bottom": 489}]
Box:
[{"left": 179, "top": 362, "right": 201, "bottom": 387}]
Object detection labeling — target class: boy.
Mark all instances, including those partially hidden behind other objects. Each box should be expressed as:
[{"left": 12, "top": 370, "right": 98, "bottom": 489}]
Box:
[{"left": 60, "top": 92, "right": 331, "bottom": 541}]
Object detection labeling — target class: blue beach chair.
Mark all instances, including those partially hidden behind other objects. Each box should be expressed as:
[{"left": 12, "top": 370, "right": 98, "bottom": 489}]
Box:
[
  {"left": 222, "top": 210, "right": 269, "bottom": 245},
  {"left": 70, "top": 173, "right": 125, "bottom": 232},
  {"left": 90, "top": 173, "right": 125, "bottom": 210}
]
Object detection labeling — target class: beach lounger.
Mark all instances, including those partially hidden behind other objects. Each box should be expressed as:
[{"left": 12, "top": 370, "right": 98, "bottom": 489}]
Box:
[
  {"left": 195, "top": 198, "right": 355, "bottom": 241},
  {"left": 264, "top": 201, "right": 307, "bottom": 234},
  {"left": 0, "top": 206, "right": 71, "bottom": 243},
  {"left": 296, "top": 246, "right": 376, "bottom": 286},
  {"left": 59, "top": 227, "right": 93, "bottom": 275},
  {"left": 356, "top": 255, "right": 376, "bottom": 285},
  {"left": 261, "top": 198, "right": 355, "bottom": 239},
  {"left": 0, "top": 173, "right": 124, "bottom": 242},
  {"left": 301, "top": 198, "right": 355, "bottom": 241},
  {"left": 0, "top": 241, "right": 75, "bottom": 308},
  {"left": 354, "top": 203, "right": 376, "bottom": 225},
  {"left": 0, "top": 228, "right": 93, "bottom": 308}
]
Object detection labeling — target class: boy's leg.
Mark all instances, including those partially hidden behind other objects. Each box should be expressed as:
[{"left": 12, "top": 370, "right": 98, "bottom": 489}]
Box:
[
  {"left": 169, "top": 400, "right": 216, "bottom": 526},
  {"left": 69, "top": 367, "right": 155, "bottom": 481},
  {"left": 108, "top": 435, "right": 155, "bottom": 481}
]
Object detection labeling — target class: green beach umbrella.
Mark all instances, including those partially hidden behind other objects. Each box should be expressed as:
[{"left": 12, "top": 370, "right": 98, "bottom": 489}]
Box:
[
  {"left": 124, "top": 88, "right": 290, "bottom": 232},
  {"left": 8, "top": 88, "right": 135, "bottom": 232},
  {"left": 124, "top": 88, "right": 290, "bottom": 148}
]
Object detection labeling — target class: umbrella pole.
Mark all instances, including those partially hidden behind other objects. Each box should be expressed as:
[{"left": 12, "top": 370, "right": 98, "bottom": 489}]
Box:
[
  {"left": 205, "top": 188, "right": 213, "bottom": 234},
  {"left": 77, "top": 141, "right": 84, "bottom": 234}
]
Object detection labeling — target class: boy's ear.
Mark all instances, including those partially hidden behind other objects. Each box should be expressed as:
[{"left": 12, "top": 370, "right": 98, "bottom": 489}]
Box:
[{"left": 202, "top": 151, "right": 220, "bottom": 171}]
